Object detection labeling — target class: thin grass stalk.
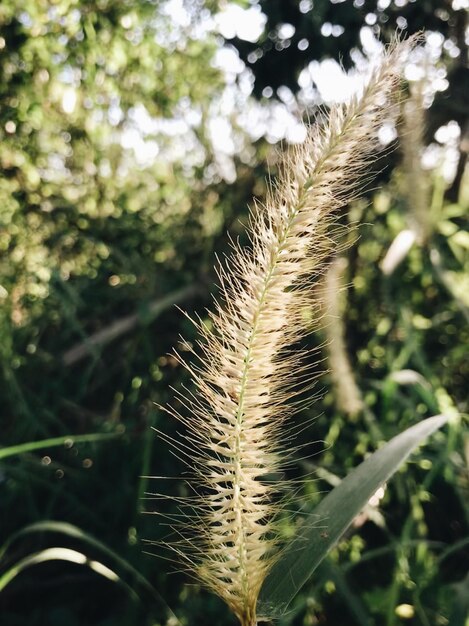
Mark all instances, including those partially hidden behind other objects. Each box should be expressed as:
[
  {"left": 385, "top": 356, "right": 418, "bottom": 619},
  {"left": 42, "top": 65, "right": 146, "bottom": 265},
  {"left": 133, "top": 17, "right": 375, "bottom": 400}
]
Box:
[
  {"left": 401, "top": 79, "right": 432, "bottom": 243},
  {"left": 163, "top": 37, "right": 416, "bottom": 626},
  {"left": 324, "top": 256, "right": 364, "bottom": 419},
  {"left": 381, "top": 79, "right": 431, "bottom": 275}
]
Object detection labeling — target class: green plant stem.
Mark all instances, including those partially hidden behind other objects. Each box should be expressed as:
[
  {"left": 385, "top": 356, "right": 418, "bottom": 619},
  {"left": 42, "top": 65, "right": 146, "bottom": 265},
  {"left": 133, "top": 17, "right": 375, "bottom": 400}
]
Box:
[{"left": 0, "top": 432, "right": 119, "bottom": 461}]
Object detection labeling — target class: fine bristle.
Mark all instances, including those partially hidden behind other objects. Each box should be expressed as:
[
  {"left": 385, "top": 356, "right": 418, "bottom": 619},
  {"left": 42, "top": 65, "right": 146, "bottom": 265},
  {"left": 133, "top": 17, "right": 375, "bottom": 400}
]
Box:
[{"left": 162, "top": 37, "right": 416, "bottom": 626}]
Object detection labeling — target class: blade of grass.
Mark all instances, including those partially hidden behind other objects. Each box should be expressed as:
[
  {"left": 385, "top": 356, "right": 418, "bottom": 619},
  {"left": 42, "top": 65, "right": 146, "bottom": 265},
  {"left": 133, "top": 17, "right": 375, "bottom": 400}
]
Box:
[
  {"left": 0, "top": 521, "right": 181, "bottom": 624},
  {"left": 0, "top": 432, "right": 119, "bottom": 462},
  {"left": 258, "top": 414, "right": 449, "bottom": 618},
  {"left": 385, "top": 412, "right": 461, "bottom": 626},
  {"left": 0, "top": 546, "right": 138, "bottom": 598}
]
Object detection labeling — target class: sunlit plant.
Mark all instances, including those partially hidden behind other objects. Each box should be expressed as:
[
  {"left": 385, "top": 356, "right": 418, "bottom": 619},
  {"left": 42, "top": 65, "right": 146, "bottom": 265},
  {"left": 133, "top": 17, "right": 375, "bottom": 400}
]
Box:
[{"left": 161, "top": 36, "right": 448, "bottom": 626}]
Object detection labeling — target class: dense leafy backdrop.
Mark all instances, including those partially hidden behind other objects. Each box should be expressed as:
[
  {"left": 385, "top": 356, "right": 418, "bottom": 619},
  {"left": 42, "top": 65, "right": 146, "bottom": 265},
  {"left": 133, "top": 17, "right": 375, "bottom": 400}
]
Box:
[{"left": 1, "top": 1, "right": 467, "bottom": 625}]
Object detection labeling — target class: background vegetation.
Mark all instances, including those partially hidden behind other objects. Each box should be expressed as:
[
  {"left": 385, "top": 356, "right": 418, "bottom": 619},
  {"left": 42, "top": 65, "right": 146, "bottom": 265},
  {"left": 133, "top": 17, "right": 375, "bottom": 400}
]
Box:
[{"left": 0, "top": 1, "right": 467, "bottom": 625}]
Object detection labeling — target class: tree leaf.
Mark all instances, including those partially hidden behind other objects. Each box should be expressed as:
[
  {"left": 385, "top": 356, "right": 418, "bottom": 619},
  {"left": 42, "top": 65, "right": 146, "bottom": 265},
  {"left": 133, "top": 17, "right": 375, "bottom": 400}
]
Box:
[{"left": 258, "top": 414, "right": 449, "bottom": 618}]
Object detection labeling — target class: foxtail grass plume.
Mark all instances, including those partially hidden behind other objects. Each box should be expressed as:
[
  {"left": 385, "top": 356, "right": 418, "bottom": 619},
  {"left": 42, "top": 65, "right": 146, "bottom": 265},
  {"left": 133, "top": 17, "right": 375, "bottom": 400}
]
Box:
[
  {"left": 381, "top": 78, "right": 429, "bottom": 275},
  {"left": 401, "top": 79, "right": 432, "bottom": 244},
  {"left": 324, "top": 256, "right": 364, "bottom": 419},
  {"left": 164, "top": 37, "right": 416, "bottom": 626}
]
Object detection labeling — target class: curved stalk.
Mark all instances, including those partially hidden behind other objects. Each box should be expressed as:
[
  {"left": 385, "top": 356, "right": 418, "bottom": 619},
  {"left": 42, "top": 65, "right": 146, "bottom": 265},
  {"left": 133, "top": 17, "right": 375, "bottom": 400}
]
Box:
[{"left": 164, "top": 36, "right": 417, "bottom": 626}]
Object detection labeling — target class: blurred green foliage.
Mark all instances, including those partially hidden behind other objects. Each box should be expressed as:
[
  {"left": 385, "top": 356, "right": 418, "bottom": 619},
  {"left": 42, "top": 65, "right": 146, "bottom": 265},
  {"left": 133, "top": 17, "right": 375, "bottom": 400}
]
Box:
[{"left": 0, "top": 1, "right": 468, "bottom": 625}]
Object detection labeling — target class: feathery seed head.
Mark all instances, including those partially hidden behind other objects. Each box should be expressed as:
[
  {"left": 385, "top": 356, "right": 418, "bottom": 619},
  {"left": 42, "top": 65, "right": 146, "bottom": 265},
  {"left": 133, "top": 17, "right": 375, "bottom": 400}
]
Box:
[
  {"left": 162, "top": 37, "right": 416, "bottom": 626},
  {"left": 401, "top": 79, "right": 432, "bottom": 243}
]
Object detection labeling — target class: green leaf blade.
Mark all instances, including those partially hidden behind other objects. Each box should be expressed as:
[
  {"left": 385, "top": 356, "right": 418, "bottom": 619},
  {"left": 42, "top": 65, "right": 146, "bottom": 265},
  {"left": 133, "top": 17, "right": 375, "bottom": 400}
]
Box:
[
  {"left": 0, "top": 432, "right": 119, "bottom": 462},
  {"left": 0, "top": 521, "right": 182, "bottom": 624},
  {"left": 258, "top": 414, "right": 449, "bottom": 618}
]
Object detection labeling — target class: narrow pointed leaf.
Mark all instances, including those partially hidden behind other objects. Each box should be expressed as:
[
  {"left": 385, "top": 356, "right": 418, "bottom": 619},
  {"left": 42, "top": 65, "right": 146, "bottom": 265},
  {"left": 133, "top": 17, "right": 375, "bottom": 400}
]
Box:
[
  {"left": 0, "top": 432, "right": 119, "bottom": 462},
  {"left": 258, "top": 414, "right": 448, "bottom": 617},
  {"left": 0, "top": 547, "right": 134, "bottom": 596},
  {"left": 0, "top": 521, "right": 181, "bottom": 624}
]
